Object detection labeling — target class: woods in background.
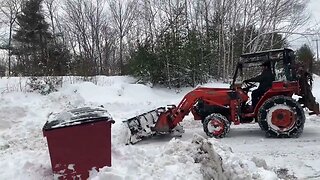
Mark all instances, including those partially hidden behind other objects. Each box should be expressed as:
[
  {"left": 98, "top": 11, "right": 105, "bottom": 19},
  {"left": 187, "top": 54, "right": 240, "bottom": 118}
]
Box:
[{"left": 0, "top": 0, "right": 313, "bottom": 87}]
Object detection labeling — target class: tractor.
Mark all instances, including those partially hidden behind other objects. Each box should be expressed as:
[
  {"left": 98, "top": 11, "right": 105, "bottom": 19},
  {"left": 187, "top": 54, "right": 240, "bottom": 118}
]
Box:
[{"left": 124, "top": 48, "right": 320, "bottom": 144}]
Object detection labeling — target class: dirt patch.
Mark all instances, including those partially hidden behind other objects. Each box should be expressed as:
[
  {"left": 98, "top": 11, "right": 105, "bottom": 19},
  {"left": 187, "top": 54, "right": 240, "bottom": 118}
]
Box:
[{"left": 275, "top": 168, "right": 298, "bottom": 180}]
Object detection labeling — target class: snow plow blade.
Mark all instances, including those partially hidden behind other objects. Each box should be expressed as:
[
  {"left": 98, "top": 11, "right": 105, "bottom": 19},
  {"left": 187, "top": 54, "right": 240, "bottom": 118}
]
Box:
[{"left": 123, "top": 107, "right": 169, "bottom": 144}]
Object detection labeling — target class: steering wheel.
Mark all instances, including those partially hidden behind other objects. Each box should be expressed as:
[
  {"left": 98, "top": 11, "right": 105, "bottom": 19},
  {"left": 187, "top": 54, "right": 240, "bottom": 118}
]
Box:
[{"left": 242, "top": 81, "right": 257, "bottom": 92}]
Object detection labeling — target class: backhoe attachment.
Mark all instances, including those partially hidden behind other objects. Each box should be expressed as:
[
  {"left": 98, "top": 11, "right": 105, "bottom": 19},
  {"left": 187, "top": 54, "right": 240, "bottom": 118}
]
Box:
[{"left": 297, "top": 69, "right": 320, "bottom": 115}]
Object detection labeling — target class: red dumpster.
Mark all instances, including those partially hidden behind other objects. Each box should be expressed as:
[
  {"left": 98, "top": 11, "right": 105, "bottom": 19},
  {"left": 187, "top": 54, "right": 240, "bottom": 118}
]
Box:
[{"left": 43, "top": 107, "right": 115, "bottom": 179}]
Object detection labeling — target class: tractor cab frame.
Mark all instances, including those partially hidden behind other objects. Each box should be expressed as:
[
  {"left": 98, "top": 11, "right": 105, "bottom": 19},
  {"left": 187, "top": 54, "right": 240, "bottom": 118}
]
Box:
[
  {"left": 233, "top": 48, "right": 296, "bottom": 87},
  {"left": 232, "top": 48, "right": 319, "bottom": 116},
  {"left": 233, "top": 49, "right": 296, "bottom": 112}
]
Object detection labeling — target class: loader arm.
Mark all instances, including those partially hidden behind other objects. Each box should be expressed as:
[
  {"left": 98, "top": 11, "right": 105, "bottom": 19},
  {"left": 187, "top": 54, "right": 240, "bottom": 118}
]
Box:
[
  {"left": 124, "top": 87, "right": 232, "bottom": 144},
  {"left": 153, "top": 87, "right": 230, "bottom": 132}
]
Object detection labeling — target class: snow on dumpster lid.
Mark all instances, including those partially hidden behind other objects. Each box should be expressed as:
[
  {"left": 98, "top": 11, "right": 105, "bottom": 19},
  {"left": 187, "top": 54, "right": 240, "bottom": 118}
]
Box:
[{"left": 43, "top": 107, "right": 113, "bottom": 130}]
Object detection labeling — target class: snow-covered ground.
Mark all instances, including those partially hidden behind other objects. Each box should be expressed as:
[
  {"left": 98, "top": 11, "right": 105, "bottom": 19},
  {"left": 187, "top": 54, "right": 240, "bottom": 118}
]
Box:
[{"left": 0, "top": 75, "right": 319, "bottom": 179}]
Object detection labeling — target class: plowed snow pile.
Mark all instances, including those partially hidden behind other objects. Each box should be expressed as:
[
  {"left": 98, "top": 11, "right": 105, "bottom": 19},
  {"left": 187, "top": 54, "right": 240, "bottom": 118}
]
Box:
[
  {"left": 91, "top": 134, "right": 277, "bottom": 180},
  {"left": 0, "top": 75, "right": 319, "bottom": 179}
]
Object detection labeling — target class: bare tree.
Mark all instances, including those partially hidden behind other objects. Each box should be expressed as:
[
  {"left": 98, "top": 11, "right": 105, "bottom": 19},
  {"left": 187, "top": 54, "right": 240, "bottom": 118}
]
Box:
[
  {"left": 61, "top": 0, "right": 107, "bottom": 75},
  {"left": 246, "top": 0, "right": 309, "bottom": 52},
  {"left": 44, "top": 0, "right": 58, "bottom": 44},
  {"left": 108, "top": 0, "right": 137, "bottom": 75},
  {"left": 0, "top": 0, "right": 22, "bottom": 76}
]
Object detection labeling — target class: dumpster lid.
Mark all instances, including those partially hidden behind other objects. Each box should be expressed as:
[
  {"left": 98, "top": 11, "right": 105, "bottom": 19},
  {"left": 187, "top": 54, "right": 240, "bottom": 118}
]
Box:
[{"left": 43, "top": 107, "right": 113, "bottom": 130}]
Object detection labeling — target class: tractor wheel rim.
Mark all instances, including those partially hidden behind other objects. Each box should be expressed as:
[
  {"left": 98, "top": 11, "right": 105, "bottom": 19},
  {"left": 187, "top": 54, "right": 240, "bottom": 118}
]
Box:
[
  {"left": 208, "top": 119, "right": 224, "bottom": 136},
  {"left": 267, "top": 104, "right": 296, "bottom": 131}
]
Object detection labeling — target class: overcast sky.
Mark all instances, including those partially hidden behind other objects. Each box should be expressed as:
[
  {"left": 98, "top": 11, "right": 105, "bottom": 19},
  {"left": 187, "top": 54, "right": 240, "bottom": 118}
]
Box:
[
  {"left": 308, "top": 0, "right": 320, "bottom": 24},
  {"left": 289, "top": 0, "right": 320, "bottom": 51}
]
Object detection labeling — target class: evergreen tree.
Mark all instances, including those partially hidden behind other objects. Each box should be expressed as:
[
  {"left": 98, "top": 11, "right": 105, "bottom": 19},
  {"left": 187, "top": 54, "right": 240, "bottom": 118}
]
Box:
[
  {"left": 127, "top": 42, "right": 159, "bottom": 85},
  {"left": 313, "top": 61, "right": 320, "bottom": 76},
  {"left": 0, "top": 64, "right": 5, "bottom": 76},
  {"left": 12, "top": 0, "right": 51, "bottom": 75},
  {"left": 183, "top": 29, "right": 207, "bottom": 86},
  {"left": 47, "top": 42, "right": 71, "bottom": 76},
  {"left": 12, "top": 0, "right": 70, "bottom": 76},
  {"left": 296, "top": 44, "right": 314, "bottom": 73}
]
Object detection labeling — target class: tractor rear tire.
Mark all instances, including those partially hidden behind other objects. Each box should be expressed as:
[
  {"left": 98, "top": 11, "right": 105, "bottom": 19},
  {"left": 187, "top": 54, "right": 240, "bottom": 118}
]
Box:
[
  {"left": 258, "top": 95, "right": 305, "bottom": 138},
  {"left": 203, "top": 113, "right": 230, "bottom": 138}
]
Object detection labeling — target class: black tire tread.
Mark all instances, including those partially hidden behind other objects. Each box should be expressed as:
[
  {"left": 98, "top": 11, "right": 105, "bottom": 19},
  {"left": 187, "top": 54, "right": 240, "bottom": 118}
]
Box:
[
  {"left": 202, "top": 113, "right": 231, "bottom": 138},
  {"left": 257, "top": 95, "right": 305, "bottom": 138}
]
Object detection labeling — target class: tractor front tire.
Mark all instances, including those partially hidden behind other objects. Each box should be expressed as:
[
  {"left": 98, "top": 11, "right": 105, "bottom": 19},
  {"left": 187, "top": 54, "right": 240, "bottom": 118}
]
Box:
[
  {"left": 203, "top": 113, "right": 230, "bottom": 138},
  {"left": 258, "top": 96, "right": 305, "bottom": 138}
]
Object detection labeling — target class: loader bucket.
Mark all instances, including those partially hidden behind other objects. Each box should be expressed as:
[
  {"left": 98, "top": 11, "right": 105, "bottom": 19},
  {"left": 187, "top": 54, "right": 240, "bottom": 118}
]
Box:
[{"left": 123, "top": 107, "right": 169, "bottom": 144}]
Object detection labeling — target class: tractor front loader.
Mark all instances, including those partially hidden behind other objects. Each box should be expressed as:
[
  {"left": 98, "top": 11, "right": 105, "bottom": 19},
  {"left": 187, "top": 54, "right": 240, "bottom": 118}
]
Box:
[{"left": 123, "top": 48, "right": 320, "bottom": 144}]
